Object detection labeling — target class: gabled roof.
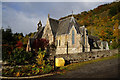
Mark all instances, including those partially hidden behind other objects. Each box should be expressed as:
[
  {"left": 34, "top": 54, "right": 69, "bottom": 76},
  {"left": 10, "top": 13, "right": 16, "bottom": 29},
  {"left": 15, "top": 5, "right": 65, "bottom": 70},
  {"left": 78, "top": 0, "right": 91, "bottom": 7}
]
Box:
[
  {"left": 35, "top": 15, "right": 84, "bottom": 37},
  {"left": 49, "top": 18, "right": 59, "bottom": 36},
  {"left": 56, "top": 16, "right": 81, "bottom": 35}
]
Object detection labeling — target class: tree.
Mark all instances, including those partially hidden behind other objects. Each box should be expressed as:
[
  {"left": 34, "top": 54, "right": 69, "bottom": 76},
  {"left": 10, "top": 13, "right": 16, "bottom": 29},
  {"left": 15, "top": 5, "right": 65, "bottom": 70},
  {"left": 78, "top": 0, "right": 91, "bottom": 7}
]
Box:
[
  {"left": 2, "top": 27, "right": 17, "bottom": 61},
  {"left": 32, "top": 38, "right": 49, "bottom": 52},
  {"left": 113, "top": 20, "right": 119, "bottom": 42},
  {"left": 109, "top": 2, "right": 120, "bottom": 16}
]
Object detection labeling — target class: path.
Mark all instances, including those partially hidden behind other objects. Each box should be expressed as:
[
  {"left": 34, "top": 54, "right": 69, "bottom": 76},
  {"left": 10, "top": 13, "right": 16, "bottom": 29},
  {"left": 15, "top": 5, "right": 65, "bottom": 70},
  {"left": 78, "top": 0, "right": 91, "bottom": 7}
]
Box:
[{"left": 43, "top": 57, "right": 120, "bottom": 78}]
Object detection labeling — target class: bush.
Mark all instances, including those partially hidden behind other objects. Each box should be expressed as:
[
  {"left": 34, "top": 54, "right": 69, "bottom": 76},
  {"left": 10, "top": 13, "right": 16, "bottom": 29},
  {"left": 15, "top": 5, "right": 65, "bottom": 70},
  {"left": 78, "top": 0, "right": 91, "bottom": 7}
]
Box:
[
  {"left": 3, "top": 48, "right": 53, "bottom": 77},
  {"left": 35, "top": 48, "right": 53, "bottom": 73},
  {"left": 32, "top": 38, "right": 49, "bottom": 52},
  {"left": 2, "top": 63, "right": 53, "bottom": 77},
  {"left": 8, "top": 48, "right": 34, "bottom": 65},
  {"left": 2, "top": 45, "right": 13, "bottom": 61},
  {"left": 110, "top": 41, "right": 119, "bottom": 49},
  {"left": 36, "top": 48, "right": 46, "bottom": 66},
  {"left": 42, "top": 64, "right": 53, "bottom": 74}
]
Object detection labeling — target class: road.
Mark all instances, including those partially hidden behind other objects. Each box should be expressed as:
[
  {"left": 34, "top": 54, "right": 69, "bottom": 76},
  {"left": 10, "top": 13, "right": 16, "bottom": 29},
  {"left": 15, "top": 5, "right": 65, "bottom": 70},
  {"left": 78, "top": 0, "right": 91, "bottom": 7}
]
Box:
[
  {"left": 43, "top": 57, "right": 120, "bottom": 78},
  {"left": 0, "top": 60, "right": 2, "bottom": 76}
]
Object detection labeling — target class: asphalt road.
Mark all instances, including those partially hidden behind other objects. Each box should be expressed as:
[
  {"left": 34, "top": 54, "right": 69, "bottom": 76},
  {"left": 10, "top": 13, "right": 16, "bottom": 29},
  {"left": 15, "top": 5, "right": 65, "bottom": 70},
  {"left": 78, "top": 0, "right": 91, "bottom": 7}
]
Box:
[
  {"left": 43, "top": 57, "right": 120, "bottom": 78},
  {"left": 0, "top": 60, "right": 2, "bottom": 76}
]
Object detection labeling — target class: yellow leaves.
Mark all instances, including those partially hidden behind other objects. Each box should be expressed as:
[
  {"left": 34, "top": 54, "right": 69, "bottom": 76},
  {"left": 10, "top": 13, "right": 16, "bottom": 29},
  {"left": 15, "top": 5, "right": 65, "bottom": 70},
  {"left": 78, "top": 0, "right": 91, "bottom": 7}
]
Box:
[
  {"left": 16, "top": 72, "right": 20, "bottom": 77},
  {"left": 32, "top": 64, "right": 36, "bottom": 68},
  {"left": 36, "top": 54, "right": 43, "bottom": 65},
  {"left": 36, "top": 50, "right": 46, "bottom": 65},
  {"left": 112, "top": 19, "right": 114, "bottom": 22},
  {"left": 111, "top": 39, "right": 115, "bottom": 42},
  {"left": 112, "top": 16, "right": 115, "bottom": 20},
  {"left": 43, "top": 50, "right": 46, "bottom": 53},
  {"left": 98, "top": 29, "right": 108, "bottom": 41},
  {"left": 113, "top": 20, "right": 119, "bottom": 38}
]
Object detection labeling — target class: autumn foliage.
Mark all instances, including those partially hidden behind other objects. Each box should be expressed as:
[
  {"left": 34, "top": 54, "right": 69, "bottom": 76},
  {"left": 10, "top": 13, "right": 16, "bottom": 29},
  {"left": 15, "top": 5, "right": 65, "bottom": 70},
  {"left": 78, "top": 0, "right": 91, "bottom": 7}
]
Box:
[
  {"left": 60, "top": 1, "right": 120, "bottom": 47},
  {"left": 32, "top": 38, "right": 49, "bottom": 51},
  {"left": 16, "top": 41, "right": 23, "bottom": 48}
]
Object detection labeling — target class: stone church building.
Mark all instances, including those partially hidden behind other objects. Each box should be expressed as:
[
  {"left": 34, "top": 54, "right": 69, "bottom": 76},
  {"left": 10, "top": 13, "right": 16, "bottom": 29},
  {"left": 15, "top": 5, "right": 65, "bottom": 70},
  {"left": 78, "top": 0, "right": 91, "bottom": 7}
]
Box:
[{"left": 26, "top": 14, "right": 90, "bottom": 54}]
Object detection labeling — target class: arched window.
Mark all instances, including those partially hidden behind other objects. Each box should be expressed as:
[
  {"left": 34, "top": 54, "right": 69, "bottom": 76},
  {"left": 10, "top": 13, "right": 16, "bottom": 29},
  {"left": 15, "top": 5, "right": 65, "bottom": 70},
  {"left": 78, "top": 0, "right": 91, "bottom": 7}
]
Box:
[{"left": 72, "top": 30, "right": 75, "bottom": 44}]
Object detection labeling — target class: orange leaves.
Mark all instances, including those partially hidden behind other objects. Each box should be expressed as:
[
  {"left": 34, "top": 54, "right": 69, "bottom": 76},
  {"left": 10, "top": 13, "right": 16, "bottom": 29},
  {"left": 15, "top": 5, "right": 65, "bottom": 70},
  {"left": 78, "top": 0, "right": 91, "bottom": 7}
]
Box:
[
  {"left": 113, "top": 20, "right": 119, "bottom": 38},
  {"left": 16, "top": 41, "right": 23, "bottom": 48},
  {"left": 99, "top": 30, "right": 107, "bottom": 41},
  {"left": 16, "top": 72, "right": 20, "bottom": 77}
]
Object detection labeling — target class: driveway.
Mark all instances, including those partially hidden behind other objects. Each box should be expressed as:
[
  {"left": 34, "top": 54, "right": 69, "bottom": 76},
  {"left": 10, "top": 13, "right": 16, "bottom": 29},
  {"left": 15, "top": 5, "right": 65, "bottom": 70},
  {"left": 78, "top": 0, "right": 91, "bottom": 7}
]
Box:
[{"left": 43, "top": 57, "right": 120, "bottom": 78}]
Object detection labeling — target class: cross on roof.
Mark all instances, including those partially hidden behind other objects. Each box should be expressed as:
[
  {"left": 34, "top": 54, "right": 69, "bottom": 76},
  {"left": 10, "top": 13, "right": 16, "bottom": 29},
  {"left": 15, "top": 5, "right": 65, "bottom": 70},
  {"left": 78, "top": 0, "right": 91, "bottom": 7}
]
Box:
[{"left": 72, "top": 10, "right": 73, "bottom": 16}]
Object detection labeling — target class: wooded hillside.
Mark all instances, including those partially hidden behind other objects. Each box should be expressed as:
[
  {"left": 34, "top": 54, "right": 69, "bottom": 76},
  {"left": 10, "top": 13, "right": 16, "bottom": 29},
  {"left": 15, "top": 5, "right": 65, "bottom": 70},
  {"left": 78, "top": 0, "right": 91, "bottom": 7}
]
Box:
[{"left": 60, "top": 2, "right": 120, "bottom": 44}]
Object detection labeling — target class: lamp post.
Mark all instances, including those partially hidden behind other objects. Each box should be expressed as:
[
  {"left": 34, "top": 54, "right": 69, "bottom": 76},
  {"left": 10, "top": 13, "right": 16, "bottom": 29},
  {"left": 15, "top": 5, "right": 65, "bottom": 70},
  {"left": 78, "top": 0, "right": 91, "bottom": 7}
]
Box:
[
  {"left": 65, "top": 41, "right": 69, "bottom": 56},
  {"left": 67, "top": 41, "right": 68, "bottom": 55}
]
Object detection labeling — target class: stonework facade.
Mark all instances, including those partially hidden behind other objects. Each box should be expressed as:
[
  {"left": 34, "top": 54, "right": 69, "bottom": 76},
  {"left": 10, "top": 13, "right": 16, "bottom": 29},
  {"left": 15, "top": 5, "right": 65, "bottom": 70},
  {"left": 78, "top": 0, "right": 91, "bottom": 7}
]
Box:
[
  {"left": 27, "top": 14, "right": 90, "bottom": 54},
  {"left": 41, "top": 15, "right": 90, "bottom": 54},
  {"left": 55, "top": 25, "right": 90, "bottom": 54},
  {"left": 42, "top": 18, "right": 54, "bottom": 44}
]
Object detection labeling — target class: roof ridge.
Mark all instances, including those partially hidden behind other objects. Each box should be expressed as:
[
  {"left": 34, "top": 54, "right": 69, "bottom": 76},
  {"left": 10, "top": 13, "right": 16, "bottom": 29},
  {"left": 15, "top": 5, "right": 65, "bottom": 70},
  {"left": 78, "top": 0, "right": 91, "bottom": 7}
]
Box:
[
  {"left": 59, "top": 16, "right": 72, "bottom": 22},
  {"left": 49, "top": 17, "right": 59, "bottom": 22}
]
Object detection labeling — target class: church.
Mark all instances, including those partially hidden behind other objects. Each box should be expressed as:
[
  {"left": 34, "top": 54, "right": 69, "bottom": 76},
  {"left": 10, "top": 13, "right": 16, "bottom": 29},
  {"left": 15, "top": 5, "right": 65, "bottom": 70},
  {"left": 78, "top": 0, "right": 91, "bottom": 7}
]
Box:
[{"left": 26, "top": 14, "right": 90, "bottom": 54}]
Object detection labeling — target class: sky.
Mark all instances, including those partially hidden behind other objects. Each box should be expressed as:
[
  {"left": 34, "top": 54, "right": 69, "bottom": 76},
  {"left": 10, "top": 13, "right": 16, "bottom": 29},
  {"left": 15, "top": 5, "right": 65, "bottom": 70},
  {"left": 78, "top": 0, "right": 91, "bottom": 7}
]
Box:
[{"left": 1, "top": 0, "right": 116, "bottom": 35}]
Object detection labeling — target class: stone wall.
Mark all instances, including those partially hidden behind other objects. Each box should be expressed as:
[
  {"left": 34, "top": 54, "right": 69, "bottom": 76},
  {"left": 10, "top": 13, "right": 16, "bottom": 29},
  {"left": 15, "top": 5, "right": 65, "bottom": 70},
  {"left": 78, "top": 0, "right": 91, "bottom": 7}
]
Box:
[
  {"left": 42, "top": 18, "right": 54, "bottom": 44},
  {"left": 55, "top": 25, "right": 90, "bottom": 54},
  {"left": 48, "top": 49, "right": 118, "bottom": 63}
]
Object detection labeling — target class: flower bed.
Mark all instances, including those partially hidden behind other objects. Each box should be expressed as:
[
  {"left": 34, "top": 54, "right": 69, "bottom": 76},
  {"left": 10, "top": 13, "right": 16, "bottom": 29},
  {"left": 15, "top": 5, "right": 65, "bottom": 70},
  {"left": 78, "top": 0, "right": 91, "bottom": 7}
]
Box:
[
  {"left": 2, "top": 48, "right": 54, "bottom": 77},
  {"left": 2, "top": 64, "right": 53, "bottom": 77}
]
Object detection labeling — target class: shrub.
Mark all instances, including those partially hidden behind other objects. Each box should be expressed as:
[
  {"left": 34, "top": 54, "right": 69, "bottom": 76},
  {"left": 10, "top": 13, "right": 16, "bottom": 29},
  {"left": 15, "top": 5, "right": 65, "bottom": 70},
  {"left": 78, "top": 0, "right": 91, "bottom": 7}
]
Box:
[
  {"left": 2, "top": 45, "right": 13, "bottom": 61},
  {"left": 35, "top": 48, "right": 53, "bottom": 73},
  {"left": 36, "top": 48, "right": 46, "bottom": 66},
  {"left": 41, "top": 64, "right": 53, "bottom": 74},
  {"left": 110, "top": 41, "right": 119, "bottom": 49},
  {"left": 32, "top": 65, "right": 41, "bottom": 75},
  {"left": 3, "top": 48, "right": 53, "bottom": 77},
  {"left": 16, "top": 41, "right": 23, "bottom": 48},
  {"left": 8, "top": 48, "right": 34, "bottom": 65},
  {"left": 32, "top": 38, "right": 49, "bottom": 52}
]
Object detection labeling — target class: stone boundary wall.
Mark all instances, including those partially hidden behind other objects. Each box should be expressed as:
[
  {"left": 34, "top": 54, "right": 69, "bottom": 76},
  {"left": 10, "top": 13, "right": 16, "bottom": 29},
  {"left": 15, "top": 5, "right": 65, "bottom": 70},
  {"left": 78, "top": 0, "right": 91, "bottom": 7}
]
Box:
[{"left": 48, "top": 49, "right": 118, "bottom": 63}]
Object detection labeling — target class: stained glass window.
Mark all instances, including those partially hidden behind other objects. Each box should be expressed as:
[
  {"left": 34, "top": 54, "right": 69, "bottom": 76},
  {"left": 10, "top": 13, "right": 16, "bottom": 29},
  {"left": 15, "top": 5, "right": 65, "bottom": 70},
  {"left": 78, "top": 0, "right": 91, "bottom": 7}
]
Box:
[{"left": 72, "top": 30, "right": 75, "bottom": 44}]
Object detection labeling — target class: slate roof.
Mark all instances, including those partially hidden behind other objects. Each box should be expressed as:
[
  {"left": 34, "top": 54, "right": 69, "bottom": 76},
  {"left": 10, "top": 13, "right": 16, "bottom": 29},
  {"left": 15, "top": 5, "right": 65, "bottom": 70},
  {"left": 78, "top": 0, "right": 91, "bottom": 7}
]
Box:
[
  {"left": 56, "top": 17, "right": 80, "bottom": 35},
  {"left": 49, "top": 18, "right": 59, "bottom": 36},
  {"left": 33, "top": 26, "right": 45, "bottom": 39},
  {"left": 88, "top": 35, "right": 100, "bottom": 41},
  {"left": 34, "top": 16, "right": 83, "bottom": 38}
]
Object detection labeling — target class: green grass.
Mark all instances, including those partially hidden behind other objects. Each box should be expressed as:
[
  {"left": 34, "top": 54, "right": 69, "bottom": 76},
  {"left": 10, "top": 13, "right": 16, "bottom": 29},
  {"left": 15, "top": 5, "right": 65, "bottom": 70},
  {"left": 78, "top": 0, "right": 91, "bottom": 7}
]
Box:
[{"left": 59, "top": 53, "right": 120, "bottom": 72}]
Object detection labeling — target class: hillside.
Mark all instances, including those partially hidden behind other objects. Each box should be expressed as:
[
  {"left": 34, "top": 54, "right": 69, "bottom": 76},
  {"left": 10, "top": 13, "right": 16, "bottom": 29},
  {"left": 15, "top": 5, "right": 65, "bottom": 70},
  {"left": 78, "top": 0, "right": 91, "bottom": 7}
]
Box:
[{"left": 59, "top": 1, "right": 120, "bottom": 44}]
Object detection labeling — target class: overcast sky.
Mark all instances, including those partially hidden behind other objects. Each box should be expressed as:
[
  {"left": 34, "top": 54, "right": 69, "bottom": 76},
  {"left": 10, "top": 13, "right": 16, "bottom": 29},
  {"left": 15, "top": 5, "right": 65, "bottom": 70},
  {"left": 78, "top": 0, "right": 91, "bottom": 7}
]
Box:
[{"left": 1, "top": 0, "right": 116, "bottom": 35}]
